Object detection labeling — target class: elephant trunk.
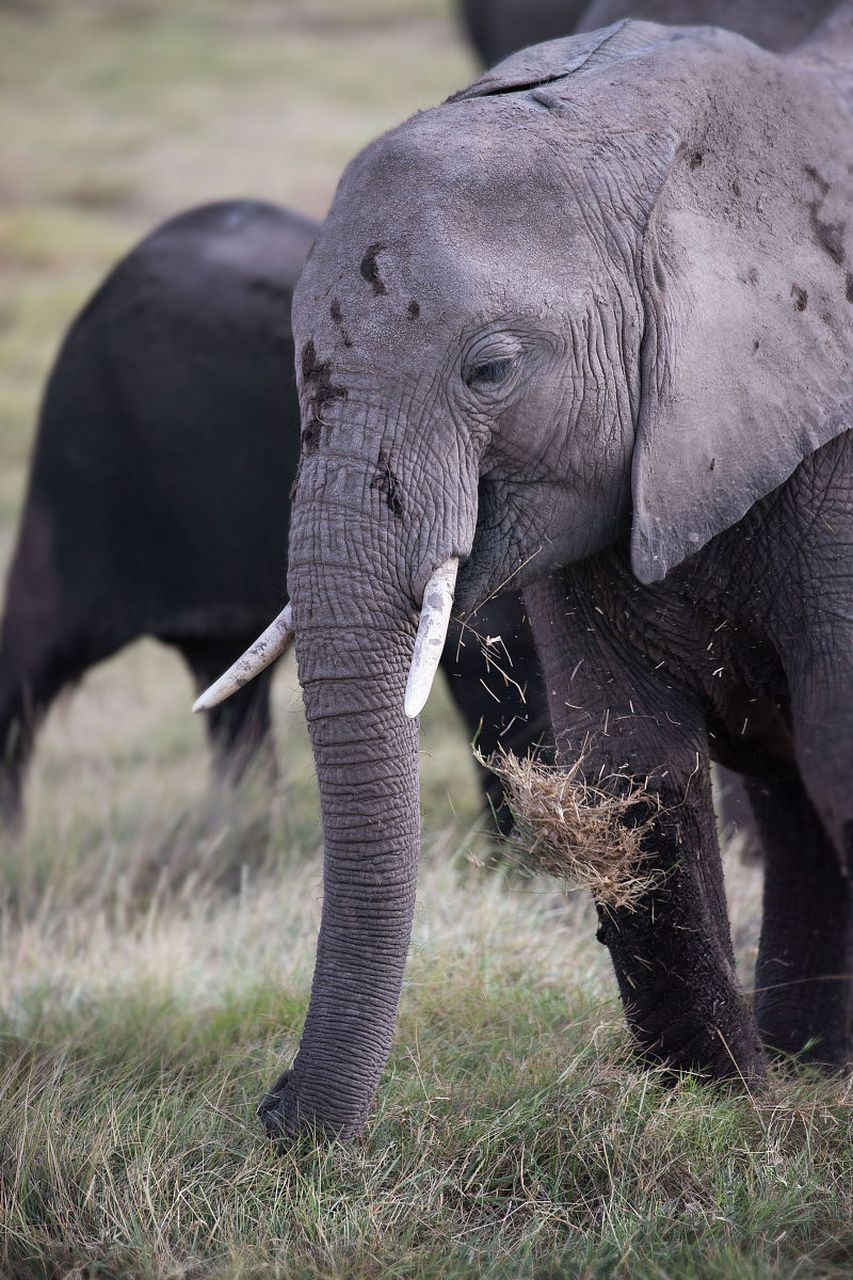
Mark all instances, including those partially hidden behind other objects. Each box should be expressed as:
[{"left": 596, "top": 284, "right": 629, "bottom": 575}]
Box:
[
  {"left": 261, "top": 623, "right": 419, "bottom": 1138},
  {"left": 261, "top": 430, "right": 475, "bottom": 1138}
]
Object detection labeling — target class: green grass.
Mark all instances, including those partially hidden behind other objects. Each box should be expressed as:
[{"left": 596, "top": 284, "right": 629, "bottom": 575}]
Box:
[
  {"left": 0, "top": 2, "right": 851, "bottom": 1276},
  {"left": 0, "top": 850, "right": 850, "bottom": 1278}
]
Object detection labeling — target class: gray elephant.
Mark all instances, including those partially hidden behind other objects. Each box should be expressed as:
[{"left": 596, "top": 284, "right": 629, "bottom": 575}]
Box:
[
  {"left": 226, "top": 8, "right": 853, "bottom": 1140},
  {"left": 459, "top": 0, "right": 840, "bottom": 65},
  {"left": 457, "top": 0, "right": 850, "bottom": 868},
  {"left": 0, "top": 200, "right": 550, "bottom": 830}
]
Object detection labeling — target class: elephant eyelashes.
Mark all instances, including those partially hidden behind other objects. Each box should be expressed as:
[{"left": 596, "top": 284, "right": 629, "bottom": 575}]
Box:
[{"left": 463, "top": 357, "right": 514, "bottom": 388}]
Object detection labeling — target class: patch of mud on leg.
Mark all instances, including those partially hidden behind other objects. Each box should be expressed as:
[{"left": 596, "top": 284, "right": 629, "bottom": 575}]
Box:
[{"left": 479, "top": 747, "right": 663, "bottom": 910}]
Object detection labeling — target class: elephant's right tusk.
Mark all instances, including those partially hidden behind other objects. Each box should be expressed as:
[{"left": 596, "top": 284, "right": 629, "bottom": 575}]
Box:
[
  {"left": 404, "top": 558, "right": 458, "bottom": 719},
  {"left": 192, "top": 603, "right": 294, "bottom": 713}
]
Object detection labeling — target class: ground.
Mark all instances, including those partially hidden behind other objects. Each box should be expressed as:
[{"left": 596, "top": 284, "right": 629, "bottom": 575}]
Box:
[{"left": 0, "top": 2, "right": 850, "bottom": 1276}]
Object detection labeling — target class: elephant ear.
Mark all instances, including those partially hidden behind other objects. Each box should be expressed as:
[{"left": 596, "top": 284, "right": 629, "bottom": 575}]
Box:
[
  {"left": 630, "top": 45, "right": 853, "bottom": 583},
  {"left": 446, "top": 18, "right": 674, "bottom": 103}
]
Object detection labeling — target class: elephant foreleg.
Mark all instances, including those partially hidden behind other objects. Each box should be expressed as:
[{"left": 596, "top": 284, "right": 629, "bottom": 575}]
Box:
[
  {"left": 443, "top": 600, "right": 553, "bottom": 835},
  {"left": 524, "top": 566, "right": 765, "bottom": 1084},
  {"left": 0, "top": 620, "right": 116, "bottom": 831},
  {"left": 595, "top": 761, "right": 764, "bottom": 1081}
]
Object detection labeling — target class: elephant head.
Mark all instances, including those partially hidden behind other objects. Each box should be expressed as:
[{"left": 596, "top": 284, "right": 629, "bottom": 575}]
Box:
[{"left": 251, "top": 18, "right": 853, "bottom": 1137}]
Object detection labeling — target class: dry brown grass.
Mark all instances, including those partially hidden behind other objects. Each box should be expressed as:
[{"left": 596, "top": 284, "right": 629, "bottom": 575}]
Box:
[{"left": 481, "top": 747, "right": 663, "bottom": 910}]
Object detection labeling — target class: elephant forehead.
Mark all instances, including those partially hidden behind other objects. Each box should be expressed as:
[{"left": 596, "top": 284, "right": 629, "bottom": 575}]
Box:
[
  {"left": 291, "top": 237, "right": 464, "bottom": 368},
  {"left": 293, "top": 115, "right": 614, "bottom": 342},
  {"left": 325, "top": 101, "right": 612, "bottom": 252}
]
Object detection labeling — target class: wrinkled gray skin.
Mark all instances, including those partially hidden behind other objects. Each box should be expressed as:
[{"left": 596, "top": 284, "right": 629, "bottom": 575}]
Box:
[
  {"left": 258, "top": 10, "right": 853, "bottom": 1140},
  {"left": 460, "top": 0, "right": 840, "bottom": 65},
  {"left": 458, "top": 0, "right": 851, "bottom": 865}
]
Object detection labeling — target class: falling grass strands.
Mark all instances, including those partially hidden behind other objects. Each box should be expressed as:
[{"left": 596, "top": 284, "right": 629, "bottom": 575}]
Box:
[{"left": 477, "top": 747, "right": 664, "bottom": 910}]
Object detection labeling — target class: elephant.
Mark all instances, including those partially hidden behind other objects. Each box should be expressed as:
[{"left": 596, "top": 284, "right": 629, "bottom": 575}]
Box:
[
  {"left": 240, "top": 8, "right": 853, "bottom": 1140},
  {"left": 458, "top": 0, "right": 591, "bottom": 68},
  {"left": 0, "top": 199, "right": 551, "bottom": 829},
  {"left": 457, "top": 0, "right": 852, "bottom": 861},
  {"left": 459, "top": 0, "right": 841, "bottom": 66}
]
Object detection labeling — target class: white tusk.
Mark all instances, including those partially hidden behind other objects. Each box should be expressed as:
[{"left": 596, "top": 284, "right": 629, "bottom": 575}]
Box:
[
  {"left": 404, "top": 558, "right": 459, "bottom": 719},
  {"left": 191, "top": 603, "right": 294, "bottom": 713}
]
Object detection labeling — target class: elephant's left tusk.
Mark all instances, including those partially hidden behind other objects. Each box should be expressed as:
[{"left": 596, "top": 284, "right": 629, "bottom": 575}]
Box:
[
  {"left": 192, "top": 603, "right": 294, "bottom": 713},
  {"left": 404, "top": 558, "right": 458, "bottom": 719}
]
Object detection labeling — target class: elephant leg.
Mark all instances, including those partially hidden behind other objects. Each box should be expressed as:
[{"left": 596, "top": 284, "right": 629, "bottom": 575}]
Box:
[
  {"left": 0, "top": 672, "right": 35, "bottom": 832},
  {"left": 0, "top": 662, "right": 55, "bottom": 832},
  {"left": 439, "top": 618, "right": 505, "bottom": 828},
  {"left": 0, "top": 625, "right": 121, "bottom": 830},
  {"left": 179, "top": 637, "right": 277, "bottom": 785},
  {"left": 0, "top": 488, "right": 113, "bottom": 828},
  {"left": 525, "top": 567, "right": 764, "bottom": 1084},
  {"left": 595, "top": 759, "right": 765, "bottom": 1081},
  {"left": 747, "top": 775, "right": 853, "bottom": 1068}
]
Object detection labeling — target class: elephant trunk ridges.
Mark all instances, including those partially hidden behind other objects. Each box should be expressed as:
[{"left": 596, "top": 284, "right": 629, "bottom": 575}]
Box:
[
  {"left": 260, "top": 624, "right": 420, "bottom": 1138},
  {"left": 259, "top": 406, "right": 475, "bottom": 1138}
]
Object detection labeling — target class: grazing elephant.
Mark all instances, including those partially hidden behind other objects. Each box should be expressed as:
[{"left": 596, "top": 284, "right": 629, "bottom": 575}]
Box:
[
  {"left": 245, "top": 10, "right": 853, "bottom": 1140},
  {"left": 0, "top": 200, "right": 550, "bottom": 828},
  {"left": 459, "top": 0, "right": 848, "bottom": 858},
  {"left": 459, "top": 0, "right": 841, "bottom": 65}
]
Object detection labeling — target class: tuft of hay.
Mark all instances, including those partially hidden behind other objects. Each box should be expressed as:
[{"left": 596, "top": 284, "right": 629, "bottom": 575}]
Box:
[{"left": 479, "top": 748, "right": 663, "bottom": 911}]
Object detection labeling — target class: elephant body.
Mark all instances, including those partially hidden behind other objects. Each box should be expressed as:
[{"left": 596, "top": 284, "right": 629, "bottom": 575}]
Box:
[
  {"left": 459, "top": 0, "right": 841, "bottom": 65},
  {"left": 259, "top": 7, "right": 853, "bottom": 1138},
  {"left": 525, "top": 430, "right": 853, "bottom": 1073},
  {"left": 457, "top": 0, "right": 850, "bottom": 871},
  {"left": 0, "top": 200, "right": 550, "bottom": 826}
]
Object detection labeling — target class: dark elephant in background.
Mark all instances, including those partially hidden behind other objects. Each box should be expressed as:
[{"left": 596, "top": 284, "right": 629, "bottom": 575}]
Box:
[
  {"left": 459, "top": 0, "right": 840, "bottom": 65},
  {"left": 459, "top": 0, "right": 590, "bottom": 67},
  {"left": 0, "top": 200, "right": 550, "bottom": 828},
  {"left": 248, "top": 9, "right": 853, "bottom": 1140}
]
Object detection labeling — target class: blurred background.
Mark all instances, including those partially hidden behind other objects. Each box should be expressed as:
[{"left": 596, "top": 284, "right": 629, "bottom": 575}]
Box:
[{"left": 0, "top": 0, "right": 481, "bottom": 879}]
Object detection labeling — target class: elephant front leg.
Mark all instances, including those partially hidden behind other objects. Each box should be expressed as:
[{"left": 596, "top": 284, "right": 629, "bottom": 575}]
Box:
[
  {"left": 596, "top": 766, "right": 764, "bottom": 1082},
  {"left": 524, "top": 567, "right": 765, "bottom": 1086}
]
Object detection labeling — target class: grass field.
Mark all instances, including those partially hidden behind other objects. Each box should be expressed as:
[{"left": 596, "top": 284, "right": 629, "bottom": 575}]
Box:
[{"left": 0, "top": 2, "right": 851, "bottom": 1276}]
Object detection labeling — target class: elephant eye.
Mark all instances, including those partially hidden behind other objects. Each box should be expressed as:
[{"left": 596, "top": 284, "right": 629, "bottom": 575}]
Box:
[{"left": 463, "top": 357, "right": 514, "bottom": 389}]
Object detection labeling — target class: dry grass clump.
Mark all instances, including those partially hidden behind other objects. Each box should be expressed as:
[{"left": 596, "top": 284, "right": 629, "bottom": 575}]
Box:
[{"left": 481, "top": 748, "right": 663, "bottom": 910}]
